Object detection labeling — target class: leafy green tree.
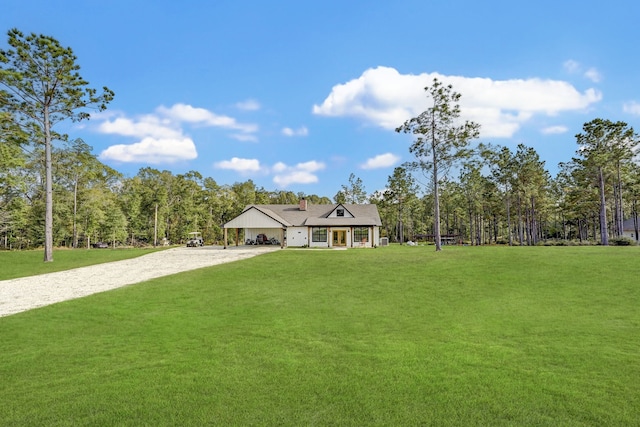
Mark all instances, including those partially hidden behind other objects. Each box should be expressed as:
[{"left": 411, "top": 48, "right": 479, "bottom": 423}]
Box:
[
  {"left": 479, "top": 144, "right": 517, "bottom": 245},
  {"left": 54, "top": 138, "right": 121, "bottom": 247},
  {"left": 168, "top": 171, "right": 207, "bottom": 243},
  {"left": 625, "top": 163, "right": 640, "bottom": 241},
  {"left": 0, "top": 109, "right": 27, "bottom": 187},
  {"left": 556, "top": 161, "right": 600, "bottom": 241},
  {"left": 396, "top": 78, "right": 480, "bottom": 251},
  {"left": 459, "top": 162, "right": 492, "bottom": 245},
  {"left": 513, "top": 144, "right": 549, "bottom": 245},
  {"left": 0, "top": 109, "right": 28, "bottom": 244},
  {"left": 301, "top": 194, "right": 332, "bottom": 205},
  {"left": 573, "top": 119, "right": 638, "bottom": 245},
  {"left": 0, "top": 29, "right": 114, "bottom": 261},
  {"left": 135, "top": 168, "right": 171, "bottom": 246},
  {"left": 335, "top": 173, "right": 367, "bottom": 204},
  {"left": 100, "top": 196, "right": 128, "bottom": 247},
  {"left": 384, "top": 167, "right": 418, "bottom": 243},
  {"left": 438, "top": 179, "right": 466, "bottom": 242}
]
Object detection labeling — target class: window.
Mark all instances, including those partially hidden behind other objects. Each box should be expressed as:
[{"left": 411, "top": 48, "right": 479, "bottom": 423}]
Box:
[
  {"left": 312, "top": 227, "right": 327, "bottom": 242},
  {"left": 354, "top": 227, "right": 368, "bottom": 242},
  {"left": 336, "top": 208, "right": 344, "bottom": 217}
]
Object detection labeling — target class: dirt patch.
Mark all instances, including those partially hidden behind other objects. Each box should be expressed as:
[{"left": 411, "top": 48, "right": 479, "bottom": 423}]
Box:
[{"left": 0, "top": 246, "right": 278, "bottom": 317}]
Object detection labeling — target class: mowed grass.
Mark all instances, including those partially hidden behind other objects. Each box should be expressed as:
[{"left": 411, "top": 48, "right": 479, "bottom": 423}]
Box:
[
  {"left": 0, "top": 247, "right": 168, "bottom": 280},
  {"left": 1, "top": 246, "right": 638, "bottom": 426}
]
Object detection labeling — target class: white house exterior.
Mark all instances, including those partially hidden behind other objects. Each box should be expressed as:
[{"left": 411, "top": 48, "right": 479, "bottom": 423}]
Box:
[{"left": 223, "top": 199, "right": 382, "bottom": 248}]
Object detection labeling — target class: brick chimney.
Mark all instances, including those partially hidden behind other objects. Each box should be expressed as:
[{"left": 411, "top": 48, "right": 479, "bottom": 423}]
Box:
[{"left": 299, "top": 198, "right": 307, "bottom": 211}]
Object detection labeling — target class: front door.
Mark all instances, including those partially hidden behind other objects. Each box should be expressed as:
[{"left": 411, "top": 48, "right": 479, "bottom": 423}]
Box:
[{"left": 333, "top": 230, "right": 346, "bottom": 247}]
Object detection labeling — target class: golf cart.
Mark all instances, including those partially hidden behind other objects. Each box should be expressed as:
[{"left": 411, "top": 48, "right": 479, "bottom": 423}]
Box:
[
  {"left": 256, "top": 233, "right": 280, "bottom": 245},
  {"left": 186, "top": 231, "right": 204, "bottom": 247}
]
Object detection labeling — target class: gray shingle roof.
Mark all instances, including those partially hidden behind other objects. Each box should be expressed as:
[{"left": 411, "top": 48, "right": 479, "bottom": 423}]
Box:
[{"left": 244, "top": 203, "right": 382, "bottom": 227}]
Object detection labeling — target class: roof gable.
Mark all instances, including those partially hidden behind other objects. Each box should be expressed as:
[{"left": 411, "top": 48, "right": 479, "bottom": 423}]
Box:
[
  {"left": 326, "top": 204, "right": 354, "bottom": 219},
  {"left": 224, "top": 206, "right": 290, "bottom": 228},
  {"left": 233, "top": 203, "right": 382, "bottom": 227}
]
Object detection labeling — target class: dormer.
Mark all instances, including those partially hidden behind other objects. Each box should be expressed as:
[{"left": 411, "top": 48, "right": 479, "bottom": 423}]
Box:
[{"left": 327, "top": 204, "right": 354, "bottom": 219}]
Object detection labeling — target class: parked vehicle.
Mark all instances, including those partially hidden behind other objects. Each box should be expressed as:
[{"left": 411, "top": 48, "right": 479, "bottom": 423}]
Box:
[
  {"left": 93, "top": 242, "right": 108, "bottom": 249},
  {"left": 186, "top": 232, "right": 204, "bottom": 247},
  {"left": 256, "top": 234, "right": 270, "bottom": 245},
  {"left": 255, "top": 234, "right": 280, "bottom": 245}
]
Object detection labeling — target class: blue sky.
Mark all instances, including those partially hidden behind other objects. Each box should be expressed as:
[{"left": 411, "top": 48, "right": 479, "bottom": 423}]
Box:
[{"left": 3, "top": 0, "right": 639, "bottom": 198}]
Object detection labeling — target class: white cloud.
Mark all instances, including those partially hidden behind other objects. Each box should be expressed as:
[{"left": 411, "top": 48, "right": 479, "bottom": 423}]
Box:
[
  {"left": 282, "top": 126, "right": 309, "bottom": 137},
  {"left": 313, "top": 66, "right": 602, "bottom": 138},
  {"left": 99, "top": 137, "right": 197, "bottom": 164},
  {"left": 98, "top": 116, "right": 182, "bottom": 139},
  {"left": 563, "top": 59, "right": 581, "bottom": 74},
  {"left": 360, "top": 153, "right": 400, "bottom": 169},
  {"left": 272, "top": 160, "right": 326, "bottom": 187},
  {"left": 230, "top": 133, "right": 259, "bottom": 142},
  {"left": 584, "top": 68, "right": 602, "bottom": 83},
  {"left": 214, "top": 158, "right": 325, "bottom": 186},
  {"left": 541, "top": 125, "right": 569, "bottom": 135},
  {"left": 96, "top": 103, "right": 259, "bottom": 164},
  {"left": 214, "top": 157, "right": 261, "bottom": 173},
  {"left": 157, "top": 103, "right": 258, "bottom": 133},
  {"left": 235, "top": 99, "right": 261, "bottom": 111},
  {"left": 273, "top": 171, "right": 319, "bottom": 187},
  {"left": 564, "top": 60, "right": 602, "bottom": 83},
  {"left": 623, "top": 101, "right": 640, "bottom": 115}
]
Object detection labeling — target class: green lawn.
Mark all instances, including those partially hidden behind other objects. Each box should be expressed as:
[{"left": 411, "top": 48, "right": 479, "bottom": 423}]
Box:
[
  {"left": 1, "top": 246, "right": 638, "bottom": 426},
  {"left": 0, "top": 247, "right": 168, "bottom": 280}
]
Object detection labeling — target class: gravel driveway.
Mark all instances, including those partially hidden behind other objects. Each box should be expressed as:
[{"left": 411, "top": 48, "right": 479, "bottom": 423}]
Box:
[{"left": 0, "top": 246, "right": 278, "bottom": 317}]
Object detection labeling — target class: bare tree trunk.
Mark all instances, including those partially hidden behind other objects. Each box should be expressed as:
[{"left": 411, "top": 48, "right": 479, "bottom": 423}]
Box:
[
  {"left": 44, "top": 106, "right": 54, "bottom": 262},
  {"left": 494, "top": 214, "right": 498, "bottom": 243},
  {"left": 615, "top": 163, "right": 624, "bottom": 237},
  {"left": 517, "top": 195, "right": 524, "bottom": 245},
  {"left": 506, "top": 195, "right": 513, "bottom": 245},
  {"left": 432, "top": 143, "right": 442, "bottom": 251},
  {"left": 530, "top": 196, "right": 538, "bottom": 245},
  {"left": 633, "top": 201, "right": 639, "bottom": 242},
  {"left": 468, "top": 204, "right": 474, "bottom": 246},
  {"left": 598, "top": 167, "right": 609, "bottom": 245},
  {"left": 525, "top": 207, "right": 532, "bottom": 246},
  {"left": 73, "top": 178, "right": 78, "bottom": 249}
]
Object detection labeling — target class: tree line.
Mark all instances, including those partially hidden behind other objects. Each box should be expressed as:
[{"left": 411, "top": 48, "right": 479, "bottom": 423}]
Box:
[
  {"left": 379, "top": 101, "right": 640, "bottom": 247},
  {"left": 2, "top": 30, "right": 639, "bottom": 258},
  {"left": 3, "top": 116, "right": 636, "bottom": 251},
  {"left": 0, "top": 143, "right": 331, "bottom": 249}
]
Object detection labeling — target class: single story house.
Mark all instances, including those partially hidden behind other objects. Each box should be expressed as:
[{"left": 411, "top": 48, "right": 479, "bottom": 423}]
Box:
[{"left": 223, "top": 199, "right": 382, "bottom": 248}]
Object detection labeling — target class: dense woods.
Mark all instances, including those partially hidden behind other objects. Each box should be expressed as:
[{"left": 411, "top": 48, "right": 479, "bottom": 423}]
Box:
[
  {"left": 376, "top": 124, "right": 639, "bottom": 246},
  {"left": 1, "top": 125, "right": 638, "bottom": 250},
  {"left": 0, "top": 147, "right": 332, "bottom": 248}
]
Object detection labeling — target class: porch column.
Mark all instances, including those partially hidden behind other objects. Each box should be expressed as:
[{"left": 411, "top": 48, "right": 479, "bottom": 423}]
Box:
[
  {"left": 280, "top": 228, "right": 284, "bottom": 248},
  {"left": 223, "top": 228, "right": 228, "bottom": 249}
]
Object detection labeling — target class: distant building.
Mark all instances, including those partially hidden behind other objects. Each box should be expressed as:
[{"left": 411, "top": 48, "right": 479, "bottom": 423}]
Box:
[
  {"left": 223, "top": 199, "right": 382, "bottom": 248},
  {"left": 622, "top": 217, "right": 639, "bottom": 242}
]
